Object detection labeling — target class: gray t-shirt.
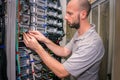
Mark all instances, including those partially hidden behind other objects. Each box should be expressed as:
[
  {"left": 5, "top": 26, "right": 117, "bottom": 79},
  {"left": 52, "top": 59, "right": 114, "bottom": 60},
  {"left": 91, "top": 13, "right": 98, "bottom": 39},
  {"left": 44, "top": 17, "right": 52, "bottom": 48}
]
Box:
[{"left": 63, "top": 24, "right": 104, "bottom": 80}]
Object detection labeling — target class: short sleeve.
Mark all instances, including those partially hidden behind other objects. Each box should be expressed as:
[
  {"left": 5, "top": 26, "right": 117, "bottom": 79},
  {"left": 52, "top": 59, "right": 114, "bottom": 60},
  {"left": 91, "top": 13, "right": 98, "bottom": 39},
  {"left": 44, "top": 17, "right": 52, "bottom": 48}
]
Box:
[
  {"left": 63, "top": 42, "right": 104, "bottom": 77},
  {"left": 65, "top": 32, "right": 78, "bottom": 51},
  {"left": 65, "top": 38, "right": 74, "bottom": 51}
]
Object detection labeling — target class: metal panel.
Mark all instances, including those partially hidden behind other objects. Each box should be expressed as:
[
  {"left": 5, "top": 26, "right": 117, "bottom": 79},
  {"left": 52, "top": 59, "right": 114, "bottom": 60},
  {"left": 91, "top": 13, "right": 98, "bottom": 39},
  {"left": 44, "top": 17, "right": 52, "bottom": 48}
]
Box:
[
  {"left": 60, "top": 0, "right": 67, "bottom": 46},
  {"left": 6, "top": 0, "right": 16, "bottom": 80},
  {"left": 108, "top": 0, "right": 115, "bottom": 80}
]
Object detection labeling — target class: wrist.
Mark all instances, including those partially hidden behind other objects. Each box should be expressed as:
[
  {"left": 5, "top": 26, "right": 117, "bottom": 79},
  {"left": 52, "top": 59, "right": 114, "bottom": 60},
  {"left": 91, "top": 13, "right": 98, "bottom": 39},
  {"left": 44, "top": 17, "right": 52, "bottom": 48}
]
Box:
[
  {"left": 35, "top": 46, "right": 46, "bottom": 56},
  {"left": 43, "top": 38, "right": 50, "bottom": 44},
  {"left": 34, "top": 45, "right": 43, "bottom": 52}
]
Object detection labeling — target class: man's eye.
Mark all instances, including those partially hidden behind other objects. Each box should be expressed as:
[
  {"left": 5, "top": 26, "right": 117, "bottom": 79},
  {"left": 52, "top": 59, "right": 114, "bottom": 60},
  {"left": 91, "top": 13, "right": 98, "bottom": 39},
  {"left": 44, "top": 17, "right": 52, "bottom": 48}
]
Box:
[
  {"left": 67, "top": 12, "right": 72, "bottom": 15},
  {"left": 68, "top": 12, "right": 72, "bottom": 15}
]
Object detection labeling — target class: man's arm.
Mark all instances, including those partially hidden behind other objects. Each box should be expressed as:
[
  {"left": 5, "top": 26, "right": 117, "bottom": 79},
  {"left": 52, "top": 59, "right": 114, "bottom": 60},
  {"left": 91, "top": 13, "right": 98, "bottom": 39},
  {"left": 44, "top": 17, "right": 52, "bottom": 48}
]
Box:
[
  {"left": 35, "top": 45, "right": 70, "bottom": 78},
  {"left": 23, "top": 33, "right": 70, "bottom": 78},
  {"left": 43, "top": 37, "right": 71, "bottom": 57},
  {"left": 29, "top": 31, "right": 71, "bottom": 57}
]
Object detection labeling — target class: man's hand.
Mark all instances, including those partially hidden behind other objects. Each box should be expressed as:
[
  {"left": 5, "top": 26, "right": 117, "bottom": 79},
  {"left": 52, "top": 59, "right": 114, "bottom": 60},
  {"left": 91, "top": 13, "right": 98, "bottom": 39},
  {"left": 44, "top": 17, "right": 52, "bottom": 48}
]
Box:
[
  {"left": 28, "top": 31, "right": 47, "bottom": 43},
  {"left": 23, "top": 32, "right": 42, "bottom": 51}
]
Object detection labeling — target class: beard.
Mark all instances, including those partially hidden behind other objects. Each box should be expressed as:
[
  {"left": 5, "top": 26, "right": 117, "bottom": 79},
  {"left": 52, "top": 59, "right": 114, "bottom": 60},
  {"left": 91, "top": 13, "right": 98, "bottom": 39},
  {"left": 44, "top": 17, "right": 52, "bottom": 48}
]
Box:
[
  {"left": 69, "top": 22, "right": 80, "bottom": 29},
  {"left": 68, "top": 15, "right": 80, "bottom": 29}
]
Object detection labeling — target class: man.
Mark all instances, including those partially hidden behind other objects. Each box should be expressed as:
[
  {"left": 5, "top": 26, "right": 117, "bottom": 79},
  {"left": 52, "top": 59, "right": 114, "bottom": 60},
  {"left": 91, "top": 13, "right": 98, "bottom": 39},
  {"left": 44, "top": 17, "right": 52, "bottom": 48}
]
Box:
[{"left": 23, "top": 0, "right": 104, "bottom": 80}]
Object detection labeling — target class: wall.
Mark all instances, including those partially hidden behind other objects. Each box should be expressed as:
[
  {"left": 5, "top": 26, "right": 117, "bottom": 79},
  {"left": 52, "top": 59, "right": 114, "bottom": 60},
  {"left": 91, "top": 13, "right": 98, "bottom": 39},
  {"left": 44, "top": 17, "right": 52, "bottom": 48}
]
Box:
[
  {"left": 112, "top": 0, "right": 120, "bottom": 79},
  {"left": 90, "top": 0, "right": 110, "bottom": 80}
]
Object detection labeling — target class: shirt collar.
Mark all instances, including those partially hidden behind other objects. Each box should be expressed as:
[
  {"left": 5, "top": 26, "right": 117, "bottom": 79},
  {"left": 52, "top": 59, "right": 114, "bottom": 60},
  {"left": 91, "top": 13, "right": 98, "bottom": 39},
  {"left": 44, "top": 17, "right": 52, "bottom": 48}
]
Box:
[{"left": 74, "top": 24, "right": 96, "bottom": 41}]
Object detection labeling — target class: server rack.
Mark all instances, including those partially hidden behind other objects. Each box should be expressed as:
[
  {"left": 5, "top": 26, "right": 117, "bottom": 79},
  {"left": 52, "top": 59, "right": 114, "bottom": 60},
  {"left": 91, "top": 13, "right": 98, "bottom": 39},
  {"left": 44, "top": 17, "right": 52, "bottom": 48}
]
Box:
[
  {"left": 0, "top": 0, "right": 8, "bottom": 80},
  {"left": 6, "top": 0, "right": 65, "bottom": 80}
]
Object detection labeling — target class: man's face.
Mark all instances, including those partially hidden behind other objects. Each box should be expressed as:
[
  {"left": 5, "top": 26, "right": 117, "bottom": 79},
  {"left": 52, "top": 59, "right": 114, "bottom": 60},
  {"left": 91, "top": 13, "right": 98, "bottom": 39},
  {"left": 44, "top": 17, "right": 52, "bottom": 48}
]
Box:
[{"left": 65, "top": 2, "right": 80, "bottom": 29}]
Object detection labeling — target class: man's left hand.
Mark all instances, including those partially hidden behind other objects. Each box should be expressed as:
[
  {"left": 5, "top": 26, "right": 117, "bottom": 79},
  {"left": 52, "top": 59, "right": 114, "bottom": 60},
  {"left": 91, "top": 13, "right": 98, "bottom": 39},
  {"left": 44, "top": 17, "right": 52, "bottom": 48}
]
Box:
[{"left": 23, "top": 32, "right": 41, "bottom": 51}]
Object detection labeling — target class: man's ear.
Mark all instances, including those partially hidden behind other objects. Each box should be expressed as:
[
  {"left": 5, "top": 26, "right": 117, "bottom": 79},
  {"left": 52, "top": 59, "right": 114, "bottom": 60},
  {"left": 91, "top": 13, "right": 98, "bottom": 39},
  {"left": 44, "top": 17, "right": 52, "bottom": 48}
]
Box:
[{"left": 80, "top": 10, "right": 87, "bottom": 19}]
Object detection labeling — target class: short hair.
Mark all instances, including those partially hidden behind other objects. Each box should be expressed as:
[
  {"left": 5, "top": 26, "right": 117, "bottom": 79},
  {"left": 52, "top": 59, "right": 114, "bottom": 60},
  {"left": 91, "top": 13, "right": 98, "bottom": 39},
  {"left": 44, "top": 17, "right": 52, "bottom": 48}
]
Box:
[
  {"left": 79, "top": 0, "right": 91, "bottom": 17},
  {"left": 67, "top": 0, "right": 91, "bottom": 17}
]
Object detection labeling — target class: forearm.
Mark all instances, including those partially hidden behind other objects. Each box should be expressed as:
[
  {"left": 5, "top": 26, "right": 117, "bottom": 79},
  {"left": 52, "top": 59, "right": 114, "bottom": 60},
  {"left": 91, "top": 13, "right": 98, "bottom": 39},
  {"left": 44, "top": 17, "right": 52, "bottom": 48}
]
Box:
[
  {"left": 29, "top": 31, "right": 70, "bottom": 57},
  {"left": 43, "top": 38, "right": 69, "bottom": 57},
  {"left": 35, "top": 45, "right": 69, "bottom": 78}
]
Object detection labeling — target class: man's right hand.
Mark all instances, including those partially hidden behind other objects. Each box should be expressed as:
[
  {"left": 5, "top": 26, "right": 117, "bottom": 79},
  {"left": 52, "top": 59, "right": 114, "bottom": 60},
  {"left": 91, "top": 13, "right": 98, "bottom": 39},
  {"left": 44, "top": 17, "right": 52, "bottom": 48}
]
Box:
[{"left": 29, "top": 31, "right": 47, "bottom": 43}]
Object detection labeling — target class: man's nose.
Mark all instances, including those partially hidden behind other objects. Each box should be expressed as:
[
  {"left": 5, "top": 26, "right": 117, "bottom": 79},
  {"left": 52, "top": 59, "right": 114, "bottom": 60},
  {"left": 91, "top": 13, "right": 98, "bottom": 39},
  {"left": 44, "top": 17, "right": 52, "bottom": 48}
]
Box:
[{"left": 65, "top": 15, "right": 68, "bottom": 20}]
